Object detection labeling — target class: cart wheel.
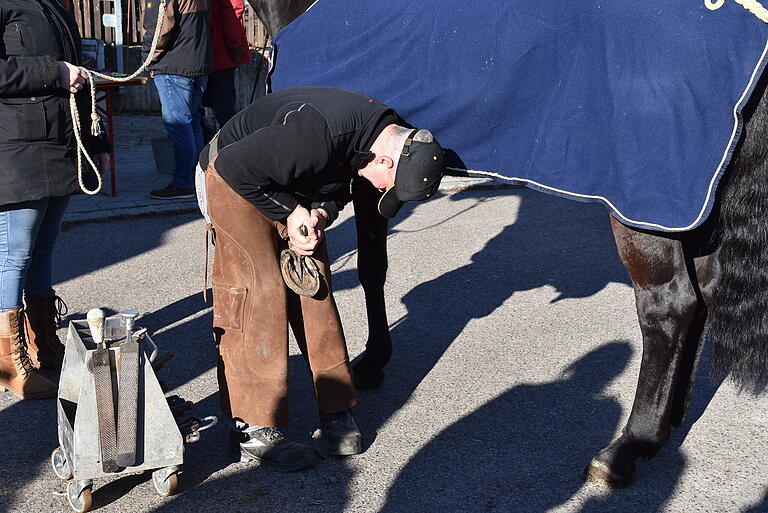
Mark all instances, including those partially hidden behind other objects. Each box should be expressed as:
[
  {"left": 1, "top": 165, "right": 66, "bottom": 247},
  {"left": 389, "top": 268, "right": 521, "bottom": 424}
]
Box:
[
  {"left": 51, "top": 446, "right": 73, "bottom": 481},
  {"left": 152, "top": 468, "right": 179, "bottom": 496},
  {"left": 66, "top": 481, "right": 92, "bottom": 513}
]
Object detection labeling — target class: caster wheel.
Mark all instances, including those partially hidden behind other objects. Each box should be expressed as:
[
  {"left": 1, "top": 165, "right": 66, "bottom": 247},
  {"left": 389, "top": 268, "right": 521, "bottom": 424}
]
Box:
[
  {"left": 66, "top": 481, "right": 92, "bottom": 513},
  {"left": 51, "top": 446, "right": 73, "bottom": 481},
  {"left": 152, "top": 468, "right": 179, "bottom": 496}
]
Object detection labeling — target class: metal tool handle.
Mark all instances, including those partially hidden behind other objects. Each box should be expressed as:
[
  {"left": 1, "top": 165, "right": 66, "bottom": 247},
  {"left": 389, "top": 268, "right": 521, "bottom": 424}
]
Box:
[
  {"left": 119, "top": 309, "right": 140, "bottom": 333},
  {"left": 141, "top": 331, "right": 159, "bottom": 363},
  {"left": 86, "top": 308, "right": 105, "bottom": 346}
]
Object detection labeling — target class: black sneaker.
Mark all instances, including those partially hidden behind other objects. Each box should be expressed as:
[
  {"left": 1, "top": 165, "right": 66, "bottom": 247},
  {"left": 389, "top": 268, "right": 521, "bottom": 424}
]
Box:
[
  {"left": 234, "top": 422, "right": 317, "bottom": 472},
  {"left": 150, "top": 184, "right": 195, "bottom": 199},
  {"left": 317, "top": 409, "right": 362, "bottom": 456}
]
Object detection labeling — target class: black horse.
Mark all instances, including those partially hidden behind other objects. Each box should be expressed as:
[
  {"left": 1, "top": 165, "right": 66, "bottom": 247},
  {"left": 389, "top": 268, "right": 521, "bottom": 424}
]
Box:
[{"left": 247, "top": 0, "right": 768, "bottom": 488}]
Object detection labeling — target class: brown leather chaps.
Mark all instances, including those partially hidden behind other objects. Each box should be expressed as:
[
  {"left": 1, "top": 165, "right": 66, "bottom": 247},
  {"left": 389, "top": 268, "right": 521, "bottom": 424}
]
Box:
[{"left": 205, "top": 165, "right": 357, "bottom": 427}]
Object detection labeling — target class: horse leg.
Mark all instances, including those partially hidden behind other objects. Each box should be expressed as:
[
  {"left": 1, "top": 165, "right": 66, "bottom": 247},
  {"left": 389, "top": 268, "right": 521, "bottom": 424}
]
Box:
[
  {"left": 351, "top": 177, "right": 392, "bottom": 390},
  {"left": 585, "top": 216, "right": 699, "bottom": 488},
  {"left": 668, "top": 236, "right": 719, "bottom": 428}
]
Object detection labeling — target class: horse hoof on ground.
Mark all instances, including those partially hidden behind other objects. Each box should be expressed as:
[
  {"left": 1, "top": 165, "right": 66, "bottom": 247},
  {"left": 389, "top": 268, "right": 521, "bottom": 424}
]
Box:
[
  {"left": 352, "top": 360, "right": 386, "bottom": 390},
  {"left": 583, "top": 459, "right": 634, "bottom": 489},
  {"left": 352, "top": 348, "right": 389, "bottom": 390},
  {"left": 584, "top": 434, "right": 645, "bottom": 488}
]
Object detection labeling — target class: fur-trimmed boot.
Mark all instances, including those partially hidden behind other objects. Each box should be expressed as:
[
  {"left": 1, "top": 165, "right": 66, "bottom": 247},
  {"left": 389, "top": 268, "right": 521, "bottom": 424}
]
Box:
[
  {"left": 0, "top": 308, "right": 57, "bottom": 399},
  {"left": 24, "top": 290, "right": 67, "bottom": 370}
]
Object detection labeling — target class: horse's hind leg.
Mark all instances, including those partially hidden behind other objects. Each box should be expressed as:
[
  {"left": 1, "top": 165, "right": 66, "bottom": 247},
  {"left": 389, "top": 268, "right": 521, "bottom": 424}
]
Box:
[
  {"left": 351, "top": 178, "right": 393, "bottom": 390},
  {"left": 585, "top": 216, "right": 699, "bottom": 488}
]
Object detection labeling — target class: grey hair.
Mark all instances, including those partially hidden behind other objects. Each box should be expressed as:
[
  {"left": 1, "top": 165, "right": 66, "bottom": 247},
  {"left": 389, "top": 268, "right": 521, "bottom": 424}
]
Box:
[
  {"left": 392, "top": 126, "right": 434, "bottom": 143},
  {"left": 389, "top": 126, "right": 435, "bottom": 162},
  {"left": 413, "top": 129, "right": 434, "bottom": 143}
]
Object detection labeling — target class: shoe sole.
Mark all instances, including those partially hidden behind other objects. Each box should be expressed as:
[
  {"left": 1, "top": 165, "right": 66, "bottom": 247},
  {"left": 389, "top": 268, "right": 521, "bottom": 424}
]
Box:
[{"left": 239, "top": 450, "right": 318, "bottom": 472}]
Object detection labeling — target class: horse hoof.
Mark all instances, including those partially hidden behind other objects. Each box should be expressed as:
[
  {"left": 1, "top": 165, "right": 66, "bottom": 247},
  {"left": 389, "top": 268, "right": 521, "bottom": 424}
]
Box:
[
  {"left": 352, "top": 365, "right": 385, "bottom": 390},
  {"left": 584, "top": 458, "right": 635, "bottom": 489}
]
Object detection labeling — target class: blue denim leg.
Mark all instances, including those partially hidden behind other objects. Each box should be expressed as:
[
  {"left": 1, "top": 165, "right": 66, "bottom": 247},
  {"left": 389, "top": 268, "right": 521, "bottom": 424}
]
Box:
[
  {"left": 154, "top": 74, "right": 208, "bottom": 189},
  {"left": 24, "top": 195, "right": 70, "bottom": 296},
  {"left": 192, "top": 75, "right": 208, "bottom": 159},
  {"left": 0, "top": 197, "right": 68, "bottom": 311}
]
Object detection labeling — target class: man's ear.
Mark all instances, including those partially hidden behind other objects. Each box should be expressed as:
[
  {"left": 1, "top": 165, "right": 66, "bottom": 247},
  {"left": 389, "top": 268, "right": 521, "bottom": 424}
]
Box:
[{"left": 376, "top": 155, "right": 395, "bottom": 169}]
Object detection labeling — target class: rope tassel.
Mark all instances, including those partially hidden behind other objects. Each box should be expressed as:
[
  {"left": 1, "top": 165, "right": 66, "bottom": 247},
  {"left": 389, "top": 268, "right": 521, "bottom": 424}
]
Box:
[{"left": 71, "top": 0, "right": 167, "bottom": 195}]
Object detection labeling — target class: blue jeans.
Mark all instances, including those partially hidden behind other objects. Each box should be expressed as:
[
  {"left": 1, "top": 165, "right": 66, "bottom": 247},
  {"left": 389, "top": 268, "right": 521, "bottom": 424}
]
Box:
[
  {"left": 0, "top": 196, "right": 70, "bottom": 311},
  {"left": 154, "top": 74, "right": 208, "bottom": 189}
]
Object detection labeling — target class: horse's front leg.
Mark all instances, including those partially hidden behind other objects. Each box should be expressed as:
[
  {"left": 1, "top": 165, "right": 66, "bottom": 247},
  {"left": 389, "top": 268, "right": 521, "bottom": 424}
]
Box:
[
  {"left": 668, "top": 238, "right": 718, "bottom": 428},
  {"left": 585, "top": 216, "right": 699, "bottom": 488},
  {"left": 351, "top": 178, "right": 392, "bottom": 390}
]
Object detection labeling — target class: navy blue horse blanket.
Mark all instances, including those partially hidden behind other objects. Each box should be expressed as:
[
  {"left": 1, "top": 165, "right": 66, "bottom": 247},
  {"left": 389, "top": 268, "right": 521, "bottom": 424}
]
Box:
[{"left": 270, "top": 0, "right": 768, "bottom": 232}]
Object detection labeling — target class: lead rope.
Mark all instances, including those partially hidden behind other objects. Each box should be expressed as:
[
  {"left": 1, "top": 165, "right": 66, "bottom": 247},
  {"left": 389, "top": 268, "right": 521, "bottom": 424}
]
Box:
[
  {"left": 70, "top": 0, "right": 168, "bottom": 194},
  {"left": 706, "top": 0, "right": 768, "bottom": 22}
]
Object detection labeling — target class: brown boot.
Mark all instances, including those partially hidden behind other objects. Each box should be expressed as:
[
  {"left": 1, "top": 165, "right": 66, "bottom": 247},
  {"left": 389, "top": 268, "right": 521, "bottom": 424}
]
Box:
[
  {"left": 24, "top": 290, "right": 67, "bottom": 370},
  {"left": 0, "top": 308, "right": 57, "bottom": 399}
]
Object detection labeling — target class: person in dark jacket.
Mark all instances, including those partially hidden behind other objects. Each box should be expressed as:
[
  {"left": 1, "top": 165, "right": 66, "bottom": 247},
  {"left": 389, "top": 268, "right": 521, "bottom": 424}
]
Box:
[
  {"left": 143, "top": 0, "right": 213, "bottom": 200},
  {"left": 202, "top": 0, "right": 250, "bottom": 131},
  {"left": 196, "top": 86, "right": 445, "bottom": 471},
  {"left": 0, "top": 0, "right": 111, "bottom": 400}
]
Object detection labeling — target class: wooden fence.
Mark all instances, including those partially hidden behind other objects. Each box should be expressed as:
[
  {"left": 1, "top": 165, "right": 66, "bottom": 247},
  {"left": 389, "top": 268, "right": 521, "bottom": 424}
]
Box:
[{"left": 68, "top": 0, "right": 270, "bottom": 49}]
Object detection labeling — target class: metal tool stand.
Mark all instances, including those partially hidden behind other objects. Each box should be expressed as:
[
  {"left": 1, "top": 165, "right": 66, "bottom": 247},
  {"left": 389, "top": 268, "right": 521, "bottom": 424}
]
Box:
[{"left": 51, "top": 310, "right": 184, "bottom": 512}]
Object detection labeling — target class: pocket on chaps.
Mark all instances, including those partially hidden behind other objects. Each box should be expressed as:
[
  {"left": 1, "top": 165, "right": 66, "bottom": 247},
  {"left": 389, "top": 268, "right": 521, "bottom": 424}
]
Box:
[{"left": 212, "top": 284, "right": 247, "bottom": 334}]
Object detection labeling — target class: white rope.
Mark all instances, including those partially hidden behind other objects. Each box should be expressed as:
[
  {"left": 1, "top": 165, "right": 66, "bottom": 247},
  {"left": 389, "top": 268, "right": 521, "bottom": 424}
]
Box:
[
  {"left": 70, "top": 0, "right": 167, "bottom": 194},
  {"left": 706, "top": 0, "right": 768, "bottom": 23}
]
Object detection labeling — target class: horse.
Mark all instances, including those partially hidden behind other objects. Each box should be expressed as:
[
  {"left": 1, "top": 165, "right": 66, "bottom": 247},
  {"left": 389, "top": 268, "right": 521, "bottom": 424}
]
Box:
[{"left": 245, "top": 0, "right": 768, "bottom": 488}]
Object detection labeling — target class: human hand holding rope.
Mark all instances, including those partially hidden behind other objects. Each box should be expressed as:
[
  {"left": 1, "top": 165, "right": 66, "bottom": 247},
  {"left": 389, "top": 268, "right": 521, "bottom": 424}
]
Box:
[{"left": 57, "top": 61, "right": 87, "bottom": 93}]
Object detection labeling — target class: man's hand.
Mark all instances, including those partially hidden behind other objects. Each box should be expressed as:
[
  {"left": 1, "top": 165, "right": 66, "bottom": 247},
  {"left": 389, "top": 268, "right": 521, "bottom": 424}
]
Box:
[
  {"left": 286, "top": 205, "right": 315, "bottom": 255},
  {"left": 308, "top": 208, "right": 329, "bottom": 234},
  {"left": 57, "top": 61, "right": 87, "bottom": 94}
]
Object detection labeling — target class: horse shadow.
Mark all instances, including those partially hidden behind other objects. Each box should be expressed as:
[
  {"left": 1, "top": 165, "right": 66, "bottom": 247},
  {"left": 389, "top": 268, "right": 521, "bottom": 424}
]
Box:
[
  {"left": 378, "top": 342, "right": 638, "bottom": 513},
  {"left": 354, "top": 187, "right": 630, "bottom": 428}
]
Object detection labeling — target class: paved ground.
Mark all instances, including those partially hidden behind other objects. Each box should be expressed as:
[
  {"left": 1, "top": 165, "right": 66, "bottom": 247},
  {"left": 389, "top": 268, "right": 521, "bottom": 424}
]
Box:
[{"left": 2, "top": 114, "right": 767, "bottom": 513}]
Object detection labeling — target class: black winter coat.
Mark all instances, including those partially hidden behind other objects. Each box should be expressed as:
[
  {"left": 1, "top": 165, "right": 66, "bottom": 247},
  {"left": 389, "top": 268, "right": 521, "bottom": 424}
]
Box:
[
  {"left": 0, "top": 0, "right": 110, "bottom": 207},
  {"left": 207, "top": 87, "right": 401, "bottom": 224},
  {"left": 142, "top": 0, "right": 212, "bottom": 77}
]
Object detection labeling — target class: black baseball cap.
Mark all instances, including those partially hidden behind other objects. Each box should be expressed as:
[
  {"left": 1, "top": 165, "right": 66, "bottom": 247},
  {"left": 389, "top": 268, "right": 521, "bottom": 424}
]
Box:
[{"left": 377, "top": 129, "right": 446, "bottom": 218}]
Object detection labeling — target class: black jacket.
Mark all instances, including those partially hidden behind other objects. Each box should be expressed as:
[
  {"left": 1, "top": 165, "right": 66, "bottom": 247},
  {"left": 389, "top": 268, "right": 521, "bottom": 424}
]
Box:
[
  {"left": 204, "top": 87, "right": 401, "bottom": 224},
  {"left": 142, "top": 0, "right": 212, "bottom": 77},
  {"left": 0, "top": 0, "right": 111, "bottom": 207}
]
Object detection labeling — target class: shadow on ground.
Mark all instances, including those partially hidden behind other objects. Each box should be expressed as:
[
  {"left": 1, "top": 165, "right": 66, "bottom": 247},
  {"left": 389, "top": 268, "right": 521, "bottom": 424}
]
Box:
[{"left": 0, "top": 188, "right": 726, "bottom": 512}]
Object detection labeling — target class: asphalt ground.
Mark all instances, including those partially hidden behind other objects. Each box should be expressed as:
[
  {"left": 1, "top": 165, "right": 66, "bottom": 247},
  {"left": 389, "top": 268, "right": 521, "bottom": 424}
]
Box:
[{"left": 2, "top": 186, "right": 768, "bottom": 513}]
